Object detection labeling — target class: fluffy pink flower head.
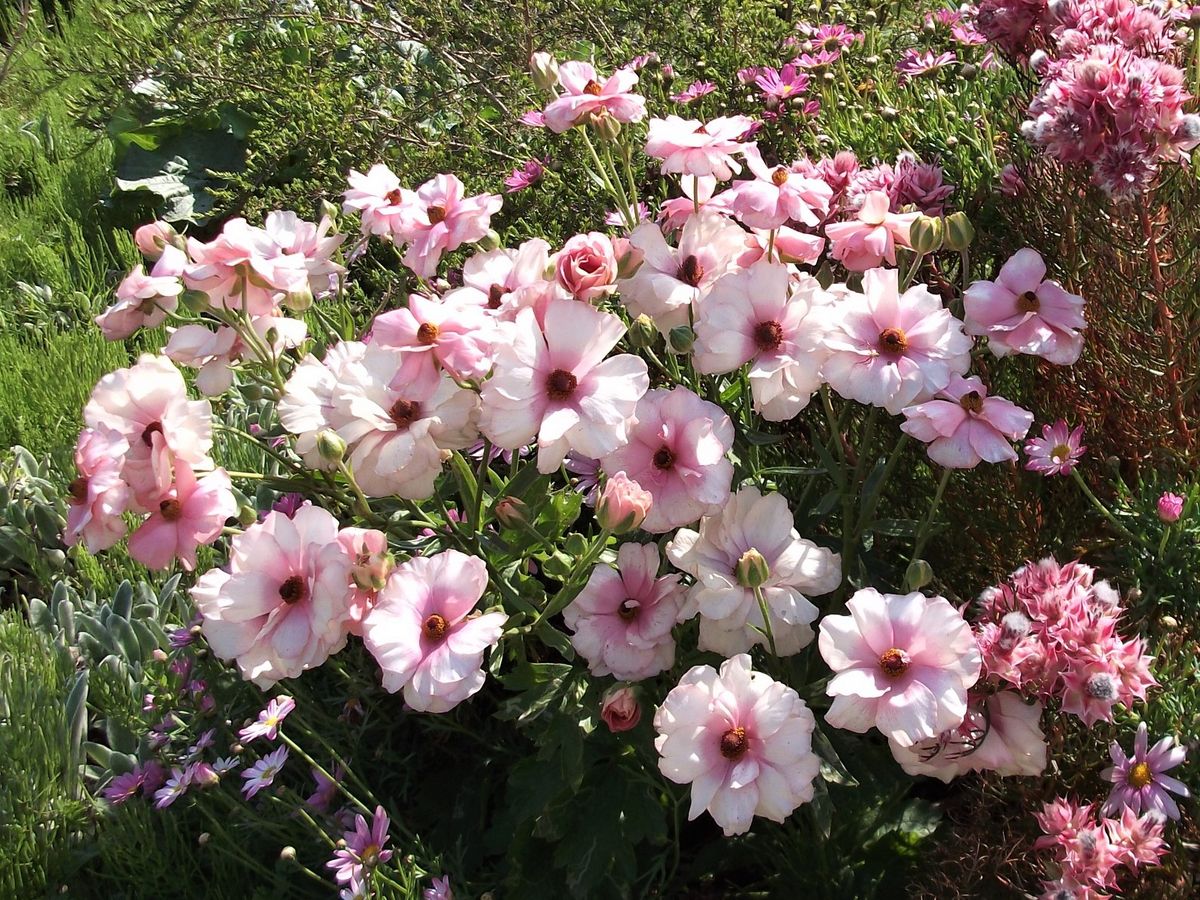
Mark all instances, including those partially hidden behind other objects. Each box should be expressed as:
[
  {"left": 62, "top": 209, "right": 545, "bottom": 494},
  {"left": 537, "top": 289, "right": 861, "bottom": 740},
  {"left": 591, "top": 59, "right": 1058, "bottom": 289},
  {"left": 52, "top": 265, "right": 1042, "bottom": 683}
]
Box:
[
  {"left": 543, "top": 61, "right": 647, "bottom": 133},
  {"left": 371, "top": 292, "right": 496, "bottom": 381},
  {"left": 654, "top": 654, "right": 820, "bottom": 836},
  {"left": 83, "top": 353, "right": 214, "bottom": 510},
  {"left": 127, "top": 463, "right": 237, "bottom": 571},
  {"left": 819, "top": 268, "right": 972, "bottom": 414},
  {"left": 825, "top": 190, "right": 919, "bottom": 271},
  {"left": 361, "top": 550, "right": 506, "bottom": 713},
  {"left": 479, "top": 301, "right": 649, "bottom": 474},
  {"left": 394, "top": 174, "right": 502, "bottom": 278},
  {"left": 900, "top": 375, "right": 1034, "bottom": 469},
  {"left": 1025, "top": 420, "right": 1086, "bottom": 476},
  {"left": 644, "top": 115, "right": 756, "bottom": 180},
  {"left": 1106, "top": 807, "right": 1168, "bottom": 872},
  {"left": 600, "top": 387, "right": 734, "bottom": 533},
  {"left": 563, "top": 542, "right": 687, "bottom": 681},
  {"left": 964, "top": 249, "right": 1086, "bottom": 365},
  {"left": 1157, "top": 491, "right": 1185, "bottom": 523},
  {"left": 721, "top": 147, "right": 832, "bottom": 230},
  {"left": 64, "top": 425, "right": 130, "bottom": 553},
  {"left": 595, "top": 471, "right": 653, "bottom": 534},
  {"left": 343, "top": 164, "right": 417, "bottom": 240},
  {"left": 554, "top": 232, "right": 619, "bottom": 302},
  {"left": 818, "top": 589, "right": 982, "bottom": 747},
  {"left": 1101, "top": 722, "right": 1189, "bottom": 820},
  {"left": 667, "top": 487, "right": 841, "bottom": 656},
  {"left": 601, "top": 685, "right": 642, "bottom": 732},
  {"left": 192, "top": 505, "right": 355, "bottom": 687},
  {"left": 96, "top": 257, "right": 185, "bottom": 340}
]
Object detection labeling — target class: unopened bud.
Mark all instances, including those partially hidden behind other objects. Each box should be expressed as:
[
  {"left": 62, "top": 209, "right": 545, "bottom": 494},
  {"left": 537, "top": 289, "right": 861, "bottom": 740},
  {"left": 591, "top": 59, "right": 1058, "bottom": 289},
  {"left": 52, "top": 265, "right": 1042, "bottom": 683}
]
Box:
[
  {"left": 909, "top": 215, "right": 944, "bottom": 255},
  {"left": 942, "top": 212, "right": 974, "bottom": 251},
  {"left": 494, "top": 496, "right": 530, "bottom": 530},
  {"left": 280, "top": 846, "right": 297, "bottom": 862},
  {"left": 959, "top": 63, "right": 978, "bottom": 80},
  {"left": 477, "top": 229, "right": 501, "bottom": 252},
  {"left": 198, "top": 832, "right": 210, "bottom": 846},
  {"left": 880, "top": 106, "right": 899, "bottom": 122},
  {"left": 628, "top": 314, "right": 658, "bottom": 349},
  {"left": 595, "top": 472, "right": 652, "bottom": 534},
  {"left": 318, "top": 199, "right": 339, "bottom": 224},
  {"left": 237, "top": 504, "right": 258, "bottom": 527},
  {"left": 1161, "top": 614, "right": 1179, "bottom": 629},
  {"left": 317, "top": 429, "right": 347, "bottom": 464},
  {"left": 735, "top": 548, "right": 770, "bottom": 588},
  {"left": 904, "top": 558, "right": 933, "bottom": 591},
  {"left": 613, "top": 237, "right": 644, "bottom": 279},
  {"left": 180, "top": 289, "right": 210, "bottom": 313},
  {"left": 667, "top": 324, "right": 695, "bottom": 354},
  {"left": 591, "top": 111, "right": 621, "bottom": 142},
  {"left": 152, "top": 648, "right": 168, "bottom": 662},
  {"left": 530, "top": 52, "right": 559, "bottom": 92},
  {"left": 283, "top": 286, "right": 313, "bottom": 313}
]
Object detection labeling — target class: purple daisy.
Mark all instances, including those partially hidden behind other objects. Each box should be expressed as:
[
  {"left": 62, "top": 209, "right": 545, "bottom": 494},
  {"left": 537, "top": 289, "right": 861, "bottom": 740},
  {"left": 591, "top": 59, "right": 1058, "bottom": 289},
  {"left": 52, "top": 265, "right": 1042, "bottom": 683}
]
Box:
[
  {"left": 1102, "top": 722, "right": 1189, "bottom": 820},
  {"left": 1024, "top": 420, "right": 1086, "bottom": 476}
]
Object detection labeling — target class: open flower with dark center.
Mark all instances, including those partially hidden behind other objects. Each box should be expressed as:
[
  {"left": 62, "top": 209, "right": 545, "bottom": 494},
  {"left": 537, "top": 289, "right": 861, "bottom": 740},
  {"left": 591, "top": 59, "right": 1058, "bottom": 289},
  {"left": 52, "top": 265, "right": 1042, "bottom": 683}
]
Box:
[
  {"left": 383, "top": 173, "right": 502, "bottom": 279},
  {"left": 654, "top": 654, "right": 820, "bottom": 836},
  {"left": 721, "top": 145, "right": 832, "bottom": 230},
  {"left": 63, "top": 425, "right": 130, "bottom": 554},
  {"left": 127, "top": 462, "right": 237, "bottom": 571},
  {"left": 900, "top": 374, "right": 1033, "bottom": 469},
  {"left": 371, "top": 291, "right": 496, "bottom": 381},
  {"left": 543, "top": 61, "right": 647, "bottom": 133}
]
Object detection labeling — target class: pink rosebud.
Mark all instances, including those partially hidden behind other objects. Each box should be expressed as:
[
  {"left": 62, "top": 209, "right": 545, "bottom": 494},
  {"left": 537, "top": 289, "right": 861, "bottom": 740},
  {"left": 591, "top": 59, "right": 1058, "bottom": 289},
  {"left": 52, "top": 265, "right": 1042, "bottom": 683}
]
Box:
[
  {"left": 600, "top": 686, "right": 642, "bottom": 732},
  {"left": 1157, "top": 492, "right": 1185, "bottom": 523},
  {"left": 134, "top": 221, "right": 179, "bottom": 260},
  {"left": 595, "top": 471, "right": 652, "bottom": 534},
  {"left": 554, "top": 232, "right": 619, "bottom": 301}
]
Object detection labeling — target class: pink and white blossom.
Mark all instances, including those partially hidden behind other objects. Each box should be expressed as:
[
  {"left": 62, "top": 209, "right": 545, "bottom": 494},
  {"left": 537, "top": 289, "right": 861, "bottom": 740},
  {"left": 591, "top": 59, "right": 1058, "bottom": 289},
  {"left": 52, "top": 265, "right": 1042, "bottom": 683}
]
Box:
[
  {"left": 371, "top": 292, "right": 496, "bottom": 381},
  {"left": 95, "top": 252, "right": 186, "bottom": 340},
  {"left": 644, "top": 115, "right": 756, "bottom": 180},
  {"left": 543, "top": 62, "right": 647, "bottom": 133},
  {"left": 900, "top": 375, "right": 1034, "bottom": 469},
  {"left": 720, "top": 147, "right": 832, "bottom": 230},
  {"left": 64, "top": 425, "right": 130, "bottom": 553},
  {"left": 343, "top": 164, "right": 416, "bottom": 240},
  {"left": 127, "top": 463, "right": 237, "bottom": 570},
  {"left": 825, "top": 190, "right": 919, "bottom": 270},
  {"left": 394, "top": 174, "right": 502, "bottom": 278}
]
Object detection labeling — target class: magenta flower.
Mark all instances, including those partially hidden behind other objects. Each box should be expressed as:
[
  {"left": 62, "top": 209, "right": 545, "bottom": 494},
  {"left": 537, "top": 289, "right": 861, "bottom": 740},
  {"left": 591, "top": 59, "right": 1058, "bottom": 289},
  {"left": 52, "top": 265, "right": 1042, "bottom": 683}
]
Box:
[
  {"left": 755, "top": 64, "right": 810, "bottom": 102},
  {"left": 127, "top": 463, "right": 236, "bottom": 571},
  {"left": 423, "top": 875, "right": 454, "bottom": 900},
  {"left": 1101, "top": 722, "right": 1189, "bottom": 820},
  {"left": 1024, "top": 420, "right": 1086, "bottom": 476},
  {"left": 900, "top": 375, "right": 1034, "bottom": 469},
  {"left": 103, "top": 768, "right": 148, "bottom": 805},
  {"left": 964, "top": 249, "right": 1086, "bottom": 365},
  {"left": 241, "top": 746, "right": 289, "bottom": 799},
  {"left": 600, "top": 387, "right": 734, "bottom": 533},
  {"left": 1157, "top": 492, "right": 1185, "bottom": 523},
  {"left": 361, "top": 550, "right": 506, "bottom": 713},
  {"left": 654, "top": 654, "right": 820, "bottom": 836},
  {"left": 328, "top": 805, "right": 394, "bottom": 889},
  {"left": 721, "top": 147, "right": 832, "bottom": 230},
  {"left": 825, "top": 191, "right": 919, "bottom": 271},
  {"left": 543, "top": 61, "right": 646, "bottom": 133},
  {"left": 504, "top": 158, "right": 546, "bottom": 193},
  {"left": 239, "top": 695, "right": 297, "bottom": 742},
  {"left": 644, "top": 114, "right": 756, "bottom": 181},
  {"left": 895, "top": 49, "right": 956, "bottom": 82},
  {"left": 671, "top": 80, "right": 716, "bottom": 103},
  {"left": 817, "top": 589, "right": 982, "bottom": 747}
]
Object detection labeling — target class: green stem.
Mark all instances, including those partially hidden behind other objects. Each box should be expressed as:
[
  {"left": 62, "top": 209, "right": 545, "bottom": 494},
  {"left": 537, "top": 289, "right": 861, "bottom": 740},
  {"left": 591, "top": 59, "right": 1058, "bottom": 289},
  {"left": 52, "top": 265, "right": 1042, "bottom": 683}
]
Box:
[
  {"left": 1069, "top": 468, "right": 1152, "bottom": 549},
  {"left": 752, "top": 585, "right": 778, "bottom": 657},
  {"left": 529, "top": 528, "right": 611, "bottom": 628},
  {"left": 910, "top": 468, "right": 952, "bottom": 567}
]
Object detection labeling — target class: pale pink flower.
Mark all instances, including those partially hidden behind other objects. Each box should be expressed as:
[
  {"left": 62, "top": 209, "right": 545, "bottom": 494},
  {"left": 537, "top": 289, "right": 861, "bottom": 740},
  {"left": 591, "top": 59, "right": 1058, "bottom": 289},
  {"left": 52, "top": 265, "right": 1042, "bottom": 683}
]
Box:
[
  {"left": 361, "top": 550, "right": 506, "bottom": 713},
  {"left": 479, "top": 301, "right": 649, "bottom": 474},
  {"left": 543, "top": 61, "right": 647, "bottom": 133},
  {"left": 1157, "top": 492, "right": 1185, "bottom": 523},
  {"left": 694, "top": 261, "right": 828, "bottom": 420},
  {"left": 461, "top": 239, "right": 559, "bottom": 316},
  {"left": 643, "top": 115, "right": 756, "bottom": 180},
  {"left": 595, "top": 471, "right": 653, "bottom": 533},
  {"left": 343, "top": 164, "right": 417, "bottom": 240},
  {"left": 601, "top": 686, "right": 643, "bottom": 732},
  {"left": 64, "top": 425, "right": 130, "bottom": 553},
  {"left": 261, "top": 210, "right": 347, "bottom": 301},
  {"left": 964, "top": 248, "right": 1086, "bottom": 365},
  {"left": 654, "top": 654, "right": 820, "bottom": 835},
  {"left": 658, "top": 175, "right": 718, "bottom": 232},
  {"left": 394, "top": 174, "right": 502, "bottom": 278},
  {"left": 371, "top": 292, "right": 496, "bottom": 381},
  {"left": 239, "top": 695, "right": 297, "bottom": 742},
  {"left": 1024, "top": 420, "right": 1086, "bottom": 476},
  {"left": 183, "top": 218, "right": 293, "bottom": 316},
  {"left": 192, "top": 505, "right": 356, "bottom": 687},
  {"left": 553, "top": 232, "right": 619, "bottom": 302},
  {"left": 671, "top": 80, "right": 717, "bottom": 104},
  {"left": 741, "top": 225, "right": 825, "bottom": 267},
  {"left": 563, "top": 542, "right": 686, "bottom": 681},
  {"left": 667, "top": 487, "right": 841, "bottom": 655},
  {"left": 600, "top": 387, "right": 734, "bottom": 533},
  {"left": 825, "top": 190, "right": 919, "bottom": 270},
  {"left": 721, "top": 147, "right": 832, "bottom": 230},
  {"left": 900, "top": 375, "right": 1034, "bottom": 468},
  {"left": 338, "top": 527, "right": 392, "bottom": 634},
  {"left": 95, "top": 254, "right": 185, "bottom": 340},
  {"left": 241, "top": 746, "right": 288, "bottom": 799},
  {"left": 819, "top": 268, "right": 972, "bottom": 414},
  {"left": 164, "top": 315, "right": 307, "bottom": 396},
  {"left": 127, "top": 463, "right": 237, "bottom": 570},
  {"left": 818, "top": 588, "right": 982, "bottom": 747},
  {"left": 519, "top": 110, "right": 546, "bottom": 128},
  {"left": 1101, "top": 722, "right": 1189, "bottom": 820},
  {"left": 83, "top": 353, "right": 214, "bottom": 510},
  {"left": 134, "top": 221, "right": 179, "bottom": 260}
]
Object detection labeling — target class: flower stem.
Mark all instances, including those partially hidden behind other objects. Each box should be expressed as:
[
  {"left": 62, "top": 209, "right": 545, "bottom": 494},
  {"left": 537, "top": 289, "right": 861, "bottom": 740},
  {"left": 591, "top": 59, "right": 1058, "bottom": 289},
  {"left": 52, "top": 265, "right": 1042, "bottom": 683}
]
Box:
[
  {"left": 1069, "top": 468, "right": 1151, "bottom": 549},
  {"left": 909, "top": 467, "right": 952, "bottom": 568},
  {"left": 752, "top": 585, "right": 779, "bottom": 657}
]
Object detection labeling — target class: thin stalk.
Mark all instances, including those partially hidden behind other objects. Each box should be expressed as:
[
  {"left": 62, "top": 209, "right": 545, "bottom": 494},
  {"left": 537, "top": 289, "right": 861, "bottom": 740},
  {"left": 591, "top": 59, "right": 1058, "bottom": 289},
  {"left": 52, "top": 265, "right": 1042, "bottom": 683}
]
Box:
[
  {"left": 1069, "top": 469, "right": 1152, "bottom": 549},
  {"left": 909, "top": 468, "right": 952, "bottom": 566},
  {"left": 752, "top": 585, "right": 779, "bottom": 657}
]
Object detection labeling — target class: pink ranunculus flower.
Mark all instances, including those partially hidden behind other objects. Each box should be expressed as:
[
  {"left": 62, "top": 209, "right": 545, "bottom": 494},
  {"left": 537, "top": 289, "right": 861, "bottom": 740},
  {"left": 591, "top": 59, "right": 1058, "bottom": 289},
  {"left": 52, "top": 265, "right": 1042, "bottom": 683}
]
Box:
[
  {"left": 461, "top": 239, "right": 560, "bottom": 315},
  {"left": 543, "top": 61, "right": 647, "bottom": 133},
  {"left": 394, "top": 174, "right": 502, "bottom": 278},
  {"left": 643, "top": 115, "right": 757, "bottom": 180},
  {"left": 964, "top": 248, "right": 1086, "bottom": 365},
  {"left": 64, "top": 425, "right": 130, "bottom": 553},
  {"left": 659, "top": 174, "right": 718, "bottom": 232},
  {"left": 553, "top": 232, "right": 619, "bottom": 302},
  {"left": 1157, "top": 492, "right": 1185, "bottom": 523},
  {"left": 479, "top": 300, "right": 649, "bottom": 474},
  {"left": 261, "top": 210, "right": 347, "bottom": 301},
  {"left": 563, "top": 542, "right": 687, "bottom": 681},
  {"left": 900, "top": 375, "right": 1034, "bottom": 469},
  {"left": 819, "top": 267, "right": 972, "bottom": 414},
  {"left": 127, "top": 463, "right": 237, "bottom": 571},
  {"left": 667, "top": 487, "right": 841, "bottom": 655},
  {"left": 164, "top": 314, "right": 308, "bottom": 397},
  {"left": 95, "top": 253, "right": 186, "bottom": 340},
  {"left": 743, "top": 225, "right": 825, "bottom": 267},
  {"left": 721, "top": 147, "right": 833, "bottom": 230},
  {"left": 595, "top": 471, "right": 653, "bottom": 533},
  {"left": 192, "top": 505, "right": 356, "bottom": 688},
  {"left": 817, "top": 588, "right": 982, "bottom": 747},
  {"left": 371, "top": 292, "right": 496, "bottom": 381},
  {"left": 825, "top": 190, "right": 919, "bottom": 271},
  {"left": 694, "top": 261, "right": 828, "bottom": 420},
  {"left": 600, "top": 387, "right": 734, "bottom": 534},
  {"left": 134, "top": 221, "right": 179, "bottom": 260},
  {"left": 83, "top": 353, "right": 214, "bottom": 510},
  {"left": 600, "top": 685, "right": 642, "bottom": 732},
  {"left": 361, "top": 549, "right": 506, "bottom": 713},
  {"left": 343, "top": 164, "right": 417, "bottom": 240},
  {"left": 183, "top": 218, "right": 289, "bottom": 316},
  {"left": 618, "top": 211, "right": 750, "bottom": 336},
  {"left": 654, "top": 653, "right": 820, "bottom": 836}
]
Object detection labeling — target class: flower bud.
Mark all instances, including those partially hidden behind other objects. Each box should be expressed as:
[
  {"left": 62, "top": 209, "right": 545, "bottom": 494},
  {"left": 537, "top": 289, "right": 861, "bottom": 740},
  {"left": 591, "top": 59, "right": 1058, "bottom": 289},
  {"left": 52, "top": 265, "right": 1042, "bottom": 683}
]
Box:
[
  {"left": 237, "top": 504, "right": 259, "bottom": 527},
  {"left": 942, "top": 212, "right": 975, "bottom": 251},
  {"left": 134, "top": 221, "right": 179, "bottom": 260},
  {"left": 959, "top": 63, "right": 978, "bottom": 81},
  {"left": 352, "top": 549, "right": 393, "bottom": 592},
  {"left": 1157, "top": 491, "right": 1185, "bottom": 523},
  {"left": 198, "top": 832, "right": 210, "bottom": 846},
  {"left": 735, "top": 548, "right": 770, "bottom": 588},
  {"left": 880, "top": 106, "right": 898, "bottom": 122},
  {"left": 909, "top": 215, "right": 944, "bottom": 255},
  {"left": 152, "top": 648, "right": 168, "bottom": 662},
  {"left": 591, "top": 111, "right": 622, "bottom": 142},
  {"left": 477, "top": 229, "right": 502, "bottom": 252},
  {"left": 280, "top": 846, "right": 297, "bottom": 862},
  {"left": 317, "top": 429, "right": 347, "bottom": 464},
  {"left": 628, "top": 314, "right": 658, "bottom": 350},
  {"left": 600, "top": 686, "right": 642, "bottom": 733},
  {"left": 180, "top": 289, "right": 210, "bottom": 313},
  {"left": 595, "top": 471, "right": 652, "bottom": 534},
  {"left": 1161, "top": 614, "right": 1179, "bottom": 629},
  {"left": 494, "top": 496, "right": 531, "bottom": 530},
  {"left": 318, "top": 199, "right": 340, "bottom": 224},
  {"left": 612, "top": 237, "right": 644, "bottom": 279},
  {"left": 904, "top": 558, "right": 933, "bottom": 591},
  {"left": 283, "top": 285, "right": 313, "bottom": 313},
  {"left": 191, "top": 763, "right": 220, "bottom": 788},
  {"left": 667, "top": 324, "right": 695, "bottom": 354},
  {"left": 530, "top": 51, "right": 559, "bottom": 92}
]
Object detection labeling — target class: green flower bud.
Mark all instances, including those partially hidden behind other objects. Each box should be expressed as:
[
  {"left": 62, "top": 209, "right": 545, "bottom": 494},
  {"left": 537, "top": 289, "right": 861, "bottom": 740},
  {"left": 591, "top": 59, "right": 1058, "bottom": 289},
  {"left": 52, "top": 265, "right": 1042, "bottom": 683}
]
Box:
[
  {"left": 904, "top": 559, "right": 934, "bottom": 592},
  {"left": 316, "top": 429, "right": 347, "bottom": 463},
  {"left": 494, "top": 496, "right": 530, "bottom": 530},
  {"left": 943, "top": 212, "right": 974, "bottom": 251},
  {"left": 318, "top": 199, "right": 339, "bottom": 224},
  {"left": 667, "top": 324, "right": 695, "bottom": 354},
  {"left": 628, "top": 314, "right": 658, "bottom": 350},
  {"left": 735, "top": 548, "right": 770, "bottom": 589},
  {"left": 283, "top": 286, "right": 313, "bottom": 313},
  {"left": 591, "top": 111, "right": 622, "bottom": 143},
  {"left": 237, "top": 504, "right": 258, "bottom": 527},
  {"left": 180, "top": 289, "right": 210, "bottom": 313},
  {"left": 477, "top": 229, "right": 501, "bottom": 252},
  {"left": 530, "top": 52, "right": 559, "bottom": 92},
  {"left": 909, "top": 215, "right": 944, "bottom": 256}
]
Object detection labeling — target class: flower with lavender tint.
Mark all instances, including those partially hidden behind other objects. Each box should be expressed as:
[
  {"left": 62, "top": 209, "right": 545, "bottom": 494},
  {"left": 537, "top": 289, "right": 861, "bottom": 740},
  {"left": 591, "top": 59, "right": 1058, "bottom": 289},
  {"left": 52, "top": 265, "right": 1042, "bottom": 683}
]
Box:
[
  {"left": 187, "top": 728, "right": 217, "bottom": 757},
  {"left": 1102, "top": 722, "right": 1189, "bottom": 820},
  {"left": 103, "top": 769, "right": 146, "bottom": 805},
  {"left": 895, "top": 50, "right": 956, "bottom": 82},
  {"left": 213, "top": 757, "right": 239, "bottom": 775},
  {"left": 185, "top": 761, "right": 220, "bottom": 789},
  {"left": 1157, "top": 492, "right": 1185, "bottom": 524},
  {"left": 271, "top": 492, "right": 306, "bottom": 518},
  {"left": 604, "top": 202, "right": 651, "bottom": 227},
  {"left": 424, "top": 875, "right": 454, "bottom": 900},
  {"left": 504, "top": 158, "right": 547, "bottom": 193},
  {"left": 327, "top": 805, "right": 394, "bottom": 889},
  {"left": 671, "top": 80, "right": 716, "bottom": 104},
  {"left": 306, "top": 764, "right": 344, "bottom": 813},
  {"left": 154, "top": 767, "right": 192, "bottom": 809},
  {"left": 239, "top": 696, "right": 296, "bottom": 742},
  {"left": 168, "top": 614, "right": 202, "bottom": 648},
  {"left": 1024, "top": 420, "right": 1086, "bottom": 477},
  {"left": 241, "top": 746, "right": 289, "bottom": 799},
  {"left": 564, "top": 452, "right": 601, "bottom": 505}
]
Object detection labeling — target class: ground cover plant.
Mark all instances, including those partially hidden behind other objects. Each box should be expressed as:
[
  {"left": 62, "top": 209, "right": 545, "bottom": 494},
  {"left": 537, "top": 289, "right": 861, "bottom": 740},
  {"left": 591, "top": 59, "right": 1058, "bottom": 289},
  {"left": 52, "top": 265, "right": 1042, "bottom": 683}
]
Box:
[{"left": 2, "top": 0, "right": 1200, "bottom": 898}]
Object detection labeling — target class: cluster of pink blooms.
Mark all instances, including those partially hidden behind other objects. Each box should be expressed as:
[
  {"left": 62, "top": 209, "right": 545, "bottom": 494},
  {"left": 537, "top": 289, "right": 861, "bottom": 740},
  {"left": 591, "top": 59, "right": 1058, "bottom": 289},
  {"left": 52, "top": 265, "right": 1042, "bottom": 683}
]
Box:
[{"left": 973, "top": 557, "right": 1157, "bottom": 726}]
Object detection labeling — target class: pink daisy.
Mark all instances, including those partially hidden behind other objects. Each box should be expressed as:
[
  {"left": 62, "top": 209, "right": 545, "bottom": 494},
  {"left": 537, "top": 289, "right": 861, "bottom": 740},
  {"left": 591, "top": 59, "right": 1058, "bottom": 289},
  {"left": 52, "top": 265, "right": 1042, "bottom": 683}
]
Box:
[
  {"left": 1024, "top": 420, "right": 1086, "bottom": 476},
  {"left": 543, "top": 61, "right": 647, "bottom": 133}
]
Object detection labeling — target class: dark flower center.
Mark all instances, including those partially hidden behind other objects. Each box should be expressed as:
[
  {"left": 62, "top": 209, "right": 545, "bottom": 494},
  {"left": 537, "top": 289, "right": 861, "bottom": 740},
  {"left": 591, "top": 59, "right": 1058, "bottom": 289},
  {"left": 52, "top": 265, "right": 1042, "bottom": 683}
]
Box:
[
  {"left": 959, "top": 390, "right": 983, "bottom": 414},
  {"left": 583, "top": 80, "right": 603, "bottom": 95},
  {"left": 426, "top": 205, "right": 447, "bottom": 225},
  {"left": 416, "top": 322, "right": 440, "bottom": 345},
  {"left": 678, "top": 254, "right": 705, "bottom": 287},
  {"left": 653, "top": 446, "right": 675, "bottom": 470},
  {"left": 1017, "top": 290, "right": 1040, "bottom": 313},
  {"left": 546, "top": 368, "right": 578, "bottom": 401},
  {"left": 141, "top": 421, "right": 164, "bottom": 447},
  {"left": 488, "top": 284, "right": 505, "bottom": 309},
  {"left": 279, "top": 575, "right": 308, "bottom": 605},
  {"left": 720, "top": 726, "right": 749, "bottom": 760},
  {"left": 423, "top": 613, "right": 449, "bottom": 641},
  {"left": 68, "top": 476, "right": 89, "bottom": 505},
  {"left": 385, "top": 188, "right": 404, "bottom": 206},
  {"left": 389, "top": 399, "right": 422, "bottom": 428},
  {"left": 877, "top": 328, "right": 908, "bottom": 355},
  {"left": 753, "top": 320, "right": 784, "bottom": 352},
  {"left": 159, "top": 499, "right": 183, "bottom": 522},
  {"left": 879, "top": 647, "right": 910, "bottom": 677},
  {"left": 617, "top": 600, "right": 639, "bottom": 621},
  {"left": 771, "top": 166, "right": 790, "bottom": 186}
]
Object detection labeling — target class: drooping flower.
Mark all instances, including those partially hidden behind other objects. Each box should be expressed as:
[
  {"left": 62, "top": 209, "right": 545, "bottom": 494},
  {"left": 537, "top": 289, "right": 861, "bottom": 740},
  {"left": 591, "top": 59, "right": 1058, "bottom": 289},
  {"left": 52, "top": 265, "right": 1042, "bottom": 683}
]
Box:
[
  {"left": 543, "top": 61, "right": 647, "bottom": 133},
  {"left": 370, "top": 292, "right": 496, "bottom": 381},
  {"left": 1101, "top": 722, "right": 1189, "bottom": 820},
  {"left": 654, "top": 654, "right": 820, "bottom": 836},
  {"left": 563, "top": 542, "right": 687, "bottom": 681},
  {"left": 134, "top": 221, "right": 179, "bottom": 260},
  {"left": 504, "top": 158, "right": 547, "bottom": 193},
  {"left": 825, "top": 190, "right": 919, "bottom": 271},
  {"left": 900, "top": 375, "right": 1034, "bottom": 469},
  {"left": 305, "top": 764, "right": 343, "bottom": 813},
  {"left": 479, "top": 301, "right": 649, "bottom": 474},
  {"left": 1024, "top": 420, "right": 1086, "bottom": 476},
  {"left": 600, "top": 685, "right": 643, "bottom": 732},
  {"left": 126, "top": 463, "right": 237, "bottom": 570},
  {"left": 667, "top": 487, "right": 840, "bottom": 659},
  {"left": 95, "top": 253, "right": 186, "bottom": 340},
  {"left": 644, "top": 115, "right": 756, "bottom": 180},
  {"left": 361, "top": 550, "right": 506, "bottom": 713},
  {"left": 720, "top": 147, "right": 832, "bottom": 230},
  {"left": 964, "top": 248, "right": 1087, "bottom": 365},
  {"left": 239, "top": 695, "right": 297, "bottom": 743},
  {"left": 339, "top": 526, "right": 392, "bottom": 633},
  {"left": 328, "top": 805, "right": 394, "bottom": 889},
  {"left": 600, "top": 387, "right": 734, "bottom": 533},
  {"left": 241, "top": 746, "right": 289, "bottom": 799},
  {"left": 818, "top": 589, "right": 982, "bottom": 747}
]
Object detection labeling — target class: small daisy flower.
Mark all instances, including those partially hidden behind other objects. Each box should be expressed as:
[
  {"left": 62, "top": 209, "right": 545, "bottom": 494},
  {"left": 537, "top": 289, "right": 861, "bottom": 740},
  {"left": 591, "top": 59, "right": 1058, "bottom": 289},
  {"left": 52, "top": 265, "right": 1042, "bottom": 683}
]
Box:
[
  {"left": 239, "top": 696, "right": 297, "bottom": 742},
  {"left": 1101, "top": 722, "right": 1189, "bottom": 821},
  {"left": 1024, "top": 420, "right": 1086, "bottom": 476},
  {"left": 241, "top": 746, "right": 289, "bottom": 799}
]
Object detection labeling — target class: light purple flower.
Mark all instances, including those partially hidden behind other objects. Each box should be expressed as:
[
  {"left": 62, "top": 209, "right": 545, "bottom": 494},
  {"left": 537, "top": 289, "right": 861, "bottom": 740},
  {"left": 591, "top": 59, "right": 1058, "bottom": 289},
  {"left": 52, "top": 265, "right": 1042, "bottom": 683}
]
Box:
[
  {"left": 154, "top": 767, "right": 192, "bottom": 809},
  {"left": 327, "top": 805, "right": 394, "bottom": 888},
  {"left": 241, "top": 746, "right": 289, "bottom": 799},
  {"left": 1101, "top": 722, "right": 1189, "bottom": 820},
  {"left": 671, "top": 80, "right": 716, "bottom": 104},
  {"left": 423, "top": 875, "right": 454, "bottom": 900},
  {"left": 306, "top": 764, "right": 344, "bottom": 813},
  {"left": 103, "top": 769, "right": 146, "bottom": 805},
  {"left": 1024, "top": 420, "right": 1086, "bottom": 477},
  {"left": 239, "top": 695, "right": 296, "bottom": 742}
]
